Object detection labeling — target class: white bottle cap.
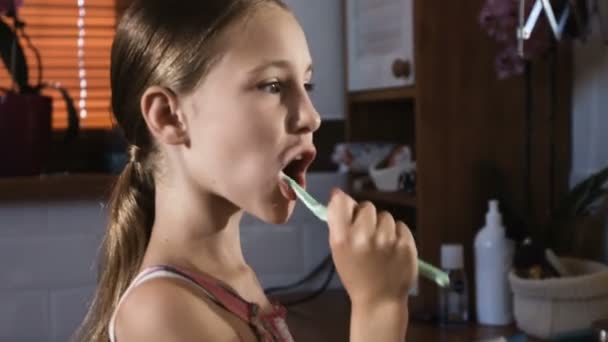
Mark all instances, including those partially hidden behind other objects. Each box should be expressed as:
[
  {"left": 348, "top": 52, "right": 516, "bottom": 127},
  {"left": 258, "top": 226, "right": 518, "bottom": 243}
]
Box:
[
  {"left": 441, "top": 244, "right": 464, "bottom": 270},
  {"left": 486, "top": 199, "right": 503, "bottom": 227}
]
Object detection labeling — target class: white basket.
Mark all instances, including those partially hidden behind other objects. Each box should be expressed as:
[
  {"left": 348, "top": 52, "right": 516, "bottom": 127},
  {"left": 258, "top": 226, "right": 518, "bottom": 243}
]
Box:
[{"left": 509, "top": 257, "right": 608, "bottom": 339}]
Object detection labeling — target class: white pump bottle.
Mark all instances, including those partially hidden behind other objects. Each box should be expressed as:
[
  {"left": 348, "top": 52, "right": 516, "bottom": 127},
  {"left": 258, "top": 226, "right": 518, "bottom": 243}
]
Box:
[{"left": 474, "top": 199, "right": 514, "bottom": 325}]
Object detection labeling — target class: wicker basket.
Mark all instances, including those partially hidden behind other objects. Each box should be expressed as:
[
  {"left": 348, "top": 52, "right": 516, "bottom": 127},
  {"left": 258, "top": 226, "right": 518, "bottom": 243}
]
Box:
[{"left": 509, "top": 257, "right": 608, "bottom": 339}]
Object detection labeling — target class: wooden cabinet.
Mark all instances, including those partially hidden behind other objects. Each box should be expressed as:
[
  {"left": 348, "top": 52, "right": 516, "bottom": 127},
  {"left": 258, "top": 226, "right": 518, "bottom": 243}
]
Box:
[{"left": 342, "top": 0, "right": 572, "bottom": 317}]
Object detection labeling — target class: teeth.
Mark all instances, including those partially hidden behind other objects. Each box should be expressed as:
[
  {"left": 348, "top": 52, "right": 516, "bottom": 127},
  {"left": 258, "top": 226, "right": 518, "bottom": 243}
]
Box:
[{"left": 294, "top": 155, "right": 303, "bottom": 160}]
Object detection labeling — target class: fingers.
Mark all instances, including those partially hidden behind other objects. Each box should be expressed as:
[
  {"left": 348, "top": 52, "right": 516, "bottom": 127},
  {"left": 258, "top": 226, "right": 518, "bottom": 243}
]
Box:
[
  {"left": 352, "top": 201, "right": 377, "bottom": 236},
  {"left": 396, "top": 220, "right": 418, "bottom": 267},
  {"left": 327, "top": 188, "right": 357, "bottom": 243},
  {"left": 375, "top": 211, "right": 396, "bottom": 247},
  {"left": 396, "top": 221, "right": 414, "bottom": 247},
  {"left": 328, "top": 189, "right": 416, "bottom": 260}
]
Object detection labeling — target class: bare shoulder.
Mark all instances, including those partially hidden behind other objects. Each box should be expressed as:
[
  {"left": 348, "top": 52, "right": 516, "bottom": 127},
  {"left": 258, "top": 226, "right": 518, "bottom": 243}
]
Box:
[{"left": 114, "top": 276, "right": 241, "bottom": 342}]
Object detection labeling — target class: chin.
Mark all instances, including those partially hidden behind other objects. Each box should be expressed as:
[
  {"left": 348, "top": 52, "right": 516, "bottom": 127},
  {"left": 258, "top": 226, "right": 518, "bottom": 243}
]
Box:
[{"left": 250, "top": 200, "right": 296, "bottom": 225}]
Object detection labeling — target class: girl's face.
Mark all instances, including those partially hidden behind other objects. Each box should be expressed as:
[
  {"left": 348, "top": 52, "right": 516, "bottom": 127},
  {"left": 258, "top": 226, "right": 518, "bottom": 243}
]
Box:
[{"left": 179, "top": 4, "right": 321, "bottom": 224}]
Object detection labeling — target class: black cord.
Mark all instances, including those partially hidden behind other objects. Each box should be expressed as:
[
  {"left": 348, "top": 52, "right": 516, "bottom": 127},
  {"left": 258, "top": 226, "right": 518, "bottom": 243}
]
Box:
[
  {"left": 264, "top": 253, "right": 333, "bottom": 294},
  {"left": 548, "top": 41, "right": 557, "bottom": 216},
  {"left": 283, "top": 262, "right": 335, "bottom": 307},
  {"left": 264, "top": 253, "right": 336, "bottom": 307},
  {"left": 524, "top": 60, "right": 533, "bottom": 222}
]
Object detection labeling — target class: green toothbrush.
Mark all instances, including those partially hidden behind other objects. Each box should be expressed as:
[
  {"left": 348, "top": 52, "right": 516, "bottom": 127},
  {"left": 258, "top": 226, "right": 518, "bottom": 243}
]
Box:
[{"left": 281, "top": 172, "right": 450, "bottom": 288}]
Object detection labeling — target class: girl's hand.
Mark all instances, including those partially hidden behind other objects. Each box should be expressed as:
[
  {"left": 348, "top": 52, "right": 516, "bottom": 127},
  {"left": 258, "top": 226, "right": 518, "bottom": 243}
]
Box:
[{"left": 326, "top": 188, "right": 418, "bottom": 308}]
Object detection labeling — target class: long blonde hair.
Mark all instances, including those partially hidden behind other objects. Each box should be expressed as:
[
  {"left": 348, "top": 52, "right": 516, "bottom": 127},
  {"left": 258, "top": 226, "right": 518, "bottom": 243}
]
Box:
[{"left": 75, "top": 0, "right": 286, "bottom": 340}]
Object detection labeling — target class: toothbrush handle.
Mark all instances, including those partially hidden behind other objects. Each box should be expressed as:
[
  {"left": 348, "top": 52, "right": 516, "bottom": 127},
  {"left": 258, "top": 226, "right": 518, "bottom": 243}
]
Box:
[
  {"left": 280, "top": 174, "right": 450, "bottom": 287},
  {"left": 418, "top": 259, "right": 450, "bottom": 287}
]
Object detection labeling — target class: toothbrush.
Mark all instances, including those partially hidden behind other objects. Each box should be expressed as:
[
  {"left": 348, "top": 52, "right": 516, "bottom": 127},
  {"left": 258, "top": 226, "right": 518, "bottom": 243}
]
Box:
[{"left": 281, "top": 172, "right": 450, "bottom": 288}]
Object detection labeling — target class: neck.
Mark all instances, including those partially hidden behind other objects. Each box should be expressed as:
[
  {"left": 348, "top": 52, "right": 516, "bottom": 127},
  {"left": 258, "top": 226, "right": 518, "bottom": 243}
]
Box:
[{"left": 143, "top": 175, "right": 249, "bottom": 279}]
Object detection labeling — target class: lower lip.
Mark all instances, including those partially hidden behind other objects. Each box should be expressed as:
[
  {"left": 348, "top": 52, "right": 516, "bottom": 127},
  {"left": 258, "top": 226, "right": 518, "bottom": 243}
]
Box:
[{"left": 299, "top": 173, "right": 307, "bottom": 188}]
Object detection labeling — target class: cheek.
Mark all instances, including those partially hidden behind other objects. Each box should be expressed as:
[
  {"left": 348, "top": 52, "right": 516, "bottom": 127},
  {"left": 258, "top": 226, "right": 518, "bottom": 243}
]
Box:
[
  {"left": 185, "top": 93, "right": 286, "bottom": 195},
  {"left": 222, "top": 105, "right": 283, "bottom": 165},
  {"left": 188, "top": 109, "right": 279, "bottom": 184}
]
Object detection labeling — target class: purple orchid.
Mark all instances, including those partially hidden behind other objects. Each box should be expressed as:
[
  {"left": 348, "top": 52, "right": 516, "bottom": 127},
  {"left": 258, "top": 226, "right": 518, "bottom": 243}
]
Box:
[
  {"left": 480, "top": 0, "right": 519, "bottom": 42},
  {"left": 480, "top": 0, "right": 550, "bottom": 79},
  {"left": 0, "top": 0, "right": 23, "bottom": 14},
  {"left": 495, "top": 45, "right": 525, "bottom": 79}
]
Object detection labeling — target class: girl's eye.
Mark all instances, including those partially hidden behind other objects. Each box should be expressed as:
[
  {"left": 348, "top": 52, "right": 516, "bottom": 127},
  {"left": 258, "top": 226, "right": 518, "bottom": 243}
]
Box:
[
  {"left": 259, "top": 82, "right": 282, "bottom": 94},
  {"left": 304, "top": 82, "right": 315, "bottom": 93}
]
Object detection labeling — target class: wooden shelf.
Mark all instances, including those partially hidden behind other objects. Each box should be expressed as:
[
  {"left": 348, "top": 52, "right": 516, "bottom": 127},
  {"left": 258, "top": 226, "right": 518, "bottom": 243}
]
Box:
[
  {"left": 350, "top": 189, "right": 417, "bottom": 208},
  {"left": 349, "top": 86, "right": 416, "bottom": 103},
  {"left": 0, "top": 173, "right": 116, "bottom": 202}
]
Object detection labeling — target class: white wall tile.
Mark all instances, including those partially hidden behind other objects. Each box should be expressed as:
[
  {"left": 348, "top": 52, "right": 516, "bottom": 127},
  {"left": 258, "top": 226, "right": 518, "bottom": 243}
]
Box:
[
  {"left": 0, "top": 203, "right": 48, "bottom": 238},
  {"left": 47, "top": 201, "right": 107, "bottom": 237},
  {"left": 50, "top": 287, "right": 94, "bottom": 342},
  {"left": 302, "top": 222, "right": 330, "bottom": 269},
  {"left": 0, "top": 290, "right": 49, "bottom": 342},
  {"left": 0, "top": 235, "right": 101, "bottom": 290},
  {"left": 0, "top": 201, "right": 106, "bottom": 238},
  {"left": 242, "top": 224, "right": 305, "bottom": 275}
]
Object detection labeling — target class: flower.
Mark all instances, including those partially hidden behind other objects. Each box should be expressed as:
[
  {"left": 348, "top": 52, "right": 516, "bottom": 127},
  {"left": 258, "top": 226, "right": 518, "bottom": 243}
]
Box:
[
  {"left": 495, "top": 45, "right": 525, "bottom": 79},
  {"left": 480, "top": 0, "right": 519, "bottom": 42},
  {"left": 480, "top": 0, "right": 550, "bottom": 78},
  {"left": 0, "top": 0, "right": 23, "bottom": 14},
  {"left": 1, "top": 1, "right": 29, "bottom": 92}
]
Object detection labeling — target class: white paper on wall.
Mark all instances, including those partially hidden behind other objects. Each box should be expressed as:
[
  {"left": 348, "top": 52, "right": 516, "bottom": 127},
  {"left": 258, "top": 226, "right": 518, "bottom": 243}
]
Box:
[{"left": 347, "top": 0, "right": 415, "bottom": 91}]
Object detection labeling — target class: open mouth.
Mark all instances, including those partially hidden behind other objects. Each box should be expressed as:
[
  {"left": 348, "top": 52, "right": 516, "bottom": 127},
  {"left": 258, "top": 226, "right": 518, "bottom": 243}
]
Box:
[{"left": 278, "top": 149, "right": 316, "bottom": 200}]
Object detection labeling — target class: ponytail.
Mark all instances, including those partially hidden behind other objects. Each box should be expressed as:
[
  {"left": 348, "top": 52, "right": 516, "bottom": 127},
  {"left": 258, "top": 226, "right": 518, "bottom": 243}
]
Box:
[{"left": 74, "top": 156, "right": 155, "bottom": 342}]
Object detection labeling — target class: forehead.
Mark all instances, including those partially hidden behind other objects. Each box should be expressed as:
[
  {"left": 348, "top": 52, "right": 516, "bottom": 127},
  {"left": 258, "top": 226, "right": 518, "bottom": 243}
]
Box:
[{"left": 214, "top": 4, "right": 312, "bottom": 72}]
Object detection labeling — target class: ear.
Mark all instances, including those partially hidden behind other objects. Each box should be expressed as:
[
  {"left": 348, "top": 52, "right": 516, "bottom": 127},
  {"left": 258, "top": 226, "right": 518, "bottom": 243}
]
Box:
[{"left": 140, "top": 86, "right": 189, "bottom": 146}]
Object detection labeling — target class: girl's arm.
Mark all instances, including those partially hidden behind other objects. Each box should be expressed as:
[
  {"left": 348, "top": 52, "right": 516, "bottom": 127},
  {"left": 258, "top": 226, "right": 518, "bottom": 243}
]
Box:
[
  {"left": 326, "top": 189, "right": 417, "bottom": 342},
  {"left": 350, "top": 300, "right": 408, "bottom": 342}
]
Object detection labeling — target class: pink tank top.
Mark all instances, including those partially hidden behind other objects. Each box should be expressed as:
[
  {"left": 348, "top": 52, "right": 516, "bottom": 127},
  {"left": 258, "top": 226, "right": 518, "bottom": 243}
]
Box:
[{"left": 108, "top": 265, "right": 294, "bottom": 342}]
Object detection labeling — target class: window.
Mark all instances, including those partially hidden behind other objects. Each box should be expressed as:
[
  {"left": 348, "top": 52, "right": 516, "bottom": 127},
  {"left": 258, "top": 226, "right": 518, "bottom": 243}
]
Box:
[{"left": 0, "top": 0, "right": 116, "bottom": 129}]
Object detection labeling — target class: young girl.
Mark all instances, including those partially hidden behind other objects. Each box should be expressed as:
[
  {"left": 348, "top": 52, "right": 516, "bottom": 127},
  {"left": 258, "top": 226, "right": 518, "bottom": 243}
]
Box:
[{"left": 77, "top": 0, "right": 418, "bottom": 341}]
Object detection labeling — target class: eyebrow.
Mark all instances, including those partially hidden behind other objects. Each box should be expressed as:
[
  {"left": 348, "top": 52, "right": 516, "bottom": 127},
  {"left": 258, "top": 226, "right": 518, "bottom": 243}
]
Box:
[{"left": 247, "top": 59, "right": 313, "bottom": 76}]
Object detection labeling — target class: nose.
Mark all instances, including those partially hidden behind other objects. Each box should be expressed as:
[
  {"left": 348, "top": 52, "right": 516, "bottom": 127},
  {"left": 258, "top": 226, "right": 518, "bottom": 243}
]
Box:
[{"left": 290, "top": 91, "right": 322, "bottom": 134}]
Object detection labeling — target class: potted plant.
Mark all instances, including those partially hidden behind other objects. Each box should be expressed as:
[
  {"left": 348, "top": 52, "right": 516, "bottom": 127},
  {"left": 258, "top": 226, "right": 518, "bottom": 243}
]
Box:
[
  {"left": 0, "top": 0, "right": 79, "bottom": 176},
  {"left": 509, "top": 166, "right": 608, "bottom": 339}
]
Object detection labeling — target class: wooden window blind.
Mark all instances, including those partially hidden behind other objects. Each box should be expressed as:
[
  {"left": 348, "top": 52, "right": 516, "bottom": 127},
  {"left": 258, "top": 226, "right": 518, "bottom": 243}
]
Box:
[{"left": 0, "top": 0, "right": 116, "bottom": 129}]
